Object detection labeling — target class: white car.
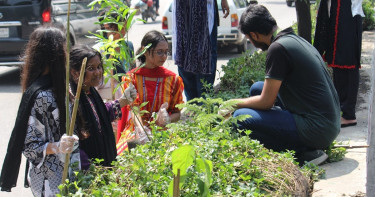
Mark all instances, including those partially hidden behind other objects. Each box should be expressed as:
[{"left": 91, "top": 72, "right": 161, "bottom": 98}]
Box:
[{"left": 161, "top": 0, "right": 250, "bottom": 53}]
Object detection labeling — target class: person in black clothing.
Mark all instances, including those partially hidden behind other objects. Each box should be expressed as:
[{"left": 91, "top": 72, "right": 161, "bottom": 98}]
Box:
[
  {"left": 220, "top": 5, "right": 341, "bottom": 166},
  {"left": 0, "top": 26, "right": 78, "bottom": 196},
  {"left": 69, "top": 45, "right": 137, "bottom": 169},
  {"left": 314, "top": 0, "right": 364, "bottom": 128}
]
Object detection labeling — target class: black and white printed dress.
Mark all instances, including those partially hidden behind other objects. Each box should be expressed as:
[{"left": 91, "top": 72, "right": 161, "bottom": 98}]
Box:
[{"left": 22, "top": 89, "right": 80, "bottom": 197}]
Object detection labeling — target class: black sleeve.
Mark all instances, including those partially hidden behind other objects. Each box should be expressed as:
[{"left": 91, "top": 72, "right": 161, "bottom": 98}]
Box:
[{"left": 265, "top": 42, "right": 293, "bottom": 81}]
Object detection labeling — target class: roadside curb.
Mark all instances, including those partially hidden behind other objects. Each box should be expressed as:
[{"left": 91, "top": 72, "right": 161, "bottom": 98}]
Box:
[{"left": 366, "top": 32, "right": 375, "bottom": 195}]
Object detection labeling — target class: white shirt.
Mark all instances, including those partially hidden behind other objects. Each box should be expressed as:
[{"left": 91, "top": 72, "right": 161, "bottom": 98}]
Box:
[
  {"left": 327, "top": 0, "right": 365, "bottom": 17},
  {"left": 351, "top": 0, "right": 365, "bottom": 17},
  {"left": 207, "top": 0, "right": 215, "bottom": 34}
]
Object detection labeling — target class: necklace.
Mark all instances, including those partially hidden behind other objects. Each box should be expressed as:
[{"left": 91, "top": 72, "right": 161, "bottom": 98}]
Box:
[{"left": 142, "top": 76, "right": 160, "bottom": 114}]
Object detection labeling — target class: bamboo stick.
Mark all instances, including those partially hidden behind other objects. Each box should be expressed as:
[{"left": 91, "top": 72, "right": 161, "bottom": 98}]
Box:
[
  {"left": 61, "top": 57, "right": 87, "bottom": 184},
  {"left": 334, "top": 144, "right": 369, "bottom": 149},
  {"left": 173, "top": 169, "right": 180, "bottom": 197},
  {"left": 62, "top": 0, "right": 72, "bottom": 184}
]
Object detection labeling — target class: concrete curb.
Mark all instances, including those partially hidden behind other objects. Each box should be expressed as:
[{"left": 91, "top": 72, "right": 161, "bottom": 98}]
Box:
[{"left": 366, "top": 34, "right": 375, "bottom": 195}]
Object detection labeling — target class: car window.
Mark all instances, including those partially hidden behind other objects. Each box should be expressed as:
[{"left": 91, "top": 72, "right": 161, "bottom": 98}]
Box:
[
  {"left": 217, "top": 0, "right": 222, "bottom": 10},
  {"left": 0, "top": 0, "right": 41, "bottom": 6},
  {"left": 233, "top": 0, "right": 247, "bottom": 8}
]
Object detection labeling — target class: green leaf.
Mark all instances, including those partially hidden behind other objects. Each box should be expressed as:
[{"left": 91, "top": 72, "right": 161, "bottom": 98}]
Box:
[
  {"left": 196, "top": 158, "right": 213, "bottom": 185},
  {"left": 139, "top": 102, "right": 148, "bottom": 108},
  {"left": 171, "top": 145, "right": 195, "bottom": 176},
  {"left": 196, "top": 178, "right": 210, "bottom": 197}
]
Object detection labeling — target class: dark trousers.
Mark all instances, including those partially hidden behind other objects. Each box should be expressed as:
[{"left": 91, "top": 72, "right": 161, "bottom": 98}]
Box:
[
  {"left": 333, "top": 67, "right": 359, "bottom": 120},
  {"left": 178, "top": 21, "right": 218, "bottom": 101},
  {"left": 233, "top": 82, "right": 308, "bottom": 153}
]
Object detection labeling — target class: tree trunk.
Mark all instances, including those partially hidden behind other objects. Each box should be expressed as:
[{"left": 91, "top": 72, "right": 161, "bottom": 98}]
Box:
[{"left": 295, "top": 0, "right": 312, "bottom": 43}]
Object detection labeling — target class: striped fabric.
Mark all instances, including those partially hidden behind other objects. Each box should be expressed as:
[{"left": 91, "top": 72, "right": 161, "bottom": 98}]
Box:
[{"left": 116, "top": 66, "right": 184, "bottom": 155}]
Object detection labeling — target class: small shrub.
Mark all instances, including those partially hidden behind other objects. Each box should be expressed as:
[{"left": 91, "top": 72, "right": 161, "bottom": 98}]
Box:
[
  {"left": 215, "top": 51, "right": 266, "bottom": 100},
  {"left": 325, "top": 141, "right": 347, "bottom": 162},
  {"left": 363, "top": 0, "right": 375, "bottom": 30},
  {"left": 60, "top": 99, "right": 313, "bottom": 196}
]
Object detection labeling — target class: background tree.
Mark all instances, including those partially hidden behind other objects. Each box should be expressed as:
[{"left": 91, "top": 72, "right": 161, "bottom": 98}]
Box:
[{"left": 295, "top": 0, "right": 312, "bottom": 43}]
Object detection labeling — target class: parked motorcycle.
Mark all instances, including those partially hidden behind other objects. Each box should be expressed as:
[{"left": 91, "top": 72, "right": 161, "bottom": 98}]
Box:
[{"left": 135, "top": 0, "right": 157, "bottom": 23}]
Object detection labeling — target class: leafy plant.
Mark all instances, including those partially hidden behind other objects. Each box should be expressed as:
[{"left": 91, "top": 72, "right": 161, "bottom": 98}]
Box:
[
  {"left": 363, "top": 0, "right": 375, "bottom": 30},
  {"left": 60, "top": 97, "right": 313, "bottom": 196},
  {"left": 215, "top": 51, "right": 266, "bottom": 100},
  {"left": 325, "top": 141, "right": 347, "bottom": 162},
  {"left": 88, "top": 0, "right": 150, "bottom": 94}
]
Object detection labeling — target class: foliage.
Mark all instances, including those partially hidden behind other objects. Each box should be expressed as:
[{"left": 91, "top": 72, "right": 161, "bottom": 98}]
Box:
[
  {"left": 215, "top": 51, "right": 267, "bottom": 100},
  {"left": 88, "top": 0, "right": 146, "bottom": 94},
  {"left": 301, "top": 162, "right": 326, "bottom": 183},
  {"left": 363, "top": 0, "right": 375, "bottom": 31},
  {"left": 325, "top": 141, "right": 347, "bottom": 163},
  {"left": 60, "top": 98, "right": 314, "bottom": 196}
]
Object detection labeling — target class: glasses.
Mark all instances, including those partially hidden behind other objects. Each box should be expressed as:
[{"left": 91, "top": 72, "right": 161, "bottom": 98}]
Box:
[{"left": 153, "top": 49, "right": 170, "bottom": 57}]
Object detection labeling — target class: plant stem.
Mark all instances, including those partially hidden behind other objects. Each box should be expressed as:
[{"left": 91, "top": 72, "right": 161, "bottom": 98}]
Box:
[
  {"left": 61, "top": 57, "right": 87, "bottom": 184},
  {"left": 62, "top": 0, "right": 72, "bottom": 185}
]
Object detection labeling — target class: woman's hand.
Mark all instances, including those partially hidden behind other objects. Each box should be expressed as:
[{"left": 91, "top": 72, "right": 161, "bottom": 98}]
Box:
[
  {"left": 119, "top": 83, "right": 137, "bottom": 107},
  {"left": 155, "top": 102, "right": 171, "bottom": 127},
  {"left": 47, "top": 134, "right": 79, "bottom": 155}
]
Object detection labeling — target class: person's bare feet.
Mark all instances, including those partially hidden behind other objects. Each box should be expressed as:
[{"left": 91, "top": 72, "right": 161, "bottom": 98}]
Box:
[{"left": 341, "top": 117, "right": 357, "bottom": 128}]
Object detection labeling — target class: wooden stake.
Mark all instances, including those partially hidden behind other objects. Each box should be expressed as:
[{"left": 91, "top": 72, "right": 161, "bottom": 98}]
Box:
[
  {"left": 334, "top": 144, "right": 369, "bottom": 149},
  {"left": 61, "top": 57, "right": 87, "bottom": 184},
  {"left": 173, "top": 169, "right": 180, "bottom": 197},
  {"left": 62, "top": 0, "right": 72, "bottom": 184}
]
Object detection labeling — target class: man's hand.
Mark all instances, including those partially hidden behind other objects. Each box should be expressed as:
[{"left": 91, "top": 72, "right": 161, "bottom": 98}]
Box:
[
  {"left": 218, "top": 100, "right": 236, "bottom": 118},
  {"left": 221, "top": 0, "right": 230, "bottom": 18}
]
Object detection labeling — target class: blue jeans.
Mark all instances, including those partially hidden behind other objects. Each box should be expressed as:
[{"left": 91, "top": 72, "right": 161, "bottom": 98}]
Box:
[
  {"left": 178, "top": 19, "right": 218, "bottom": 101},
  {"left": 233, "top": 81, "right": 308, "bottom": 153}
]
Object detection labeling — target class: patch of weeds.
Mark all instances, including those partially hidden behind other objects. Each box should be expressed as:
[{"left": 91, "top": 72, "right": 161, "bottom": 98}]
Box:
[{"left": 325, "top": 141, "right": 347, "bottom": 163}]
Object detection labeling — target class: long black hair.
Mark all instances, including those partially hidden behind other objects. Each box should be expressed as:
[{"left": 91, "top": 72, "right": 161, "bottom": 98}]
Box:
[
  {"left": 21, "top": 25, "right": 67, "bottom": 135},
  {"left": 69, "top": 45, "right": 103, "bottom": 139},
  {"left": 136, "top": 30, "right": 168, "bottom": 64},
  {"left": 69, "top": 45, "right": 117, "bottom": 165}
]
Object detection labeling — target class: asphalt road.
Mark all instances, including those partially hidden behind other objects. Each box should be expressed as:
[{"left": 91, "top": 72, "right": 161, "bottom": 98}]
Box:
[{"left": 0, "top": 0, "right": 297, "bottom": 196}]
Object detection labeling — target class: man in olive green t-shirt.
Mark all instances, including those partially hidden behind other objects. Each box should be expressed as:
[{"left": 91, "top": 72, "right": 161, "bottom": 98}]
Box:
[{"left": 223, "top": 5, "right": 340, "bottom": 166}]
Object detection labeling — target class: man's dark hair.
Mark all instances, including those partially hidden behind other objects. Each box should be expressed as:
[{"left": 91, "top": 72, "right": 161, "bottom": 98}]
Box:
[{"left": 239, "top": 4, "right": 277, "bottom": 36}]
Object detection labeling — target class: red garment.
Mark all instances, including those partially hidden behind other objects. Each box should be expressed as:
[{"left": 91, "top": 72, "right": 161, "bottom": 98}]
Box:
[{"left": 116, "top": 66, "right": 184, "bottom": 154}]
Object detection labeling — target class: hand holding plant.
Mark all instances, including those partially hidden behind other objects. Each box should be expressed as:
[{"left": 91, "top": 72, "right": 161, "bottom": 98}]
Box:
[
  {"left": 218, "top": 100, "right": 237, "bottom": 118},
  {"left": 135, "top": 125, "right": 152, "bottom": 144},
  {"left": 120, "top": 83, "right": 137, "bottom": 104},
  {"left": 155, "top": 102, "right": 170, "bottom": 127}
]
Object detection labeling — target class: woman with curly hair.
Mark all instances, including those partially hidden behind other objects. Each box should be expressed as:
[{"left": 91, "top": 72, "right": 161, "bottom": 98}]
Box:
[{"left": 0, "top": 26, "right": 79, "bottom": 196}]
